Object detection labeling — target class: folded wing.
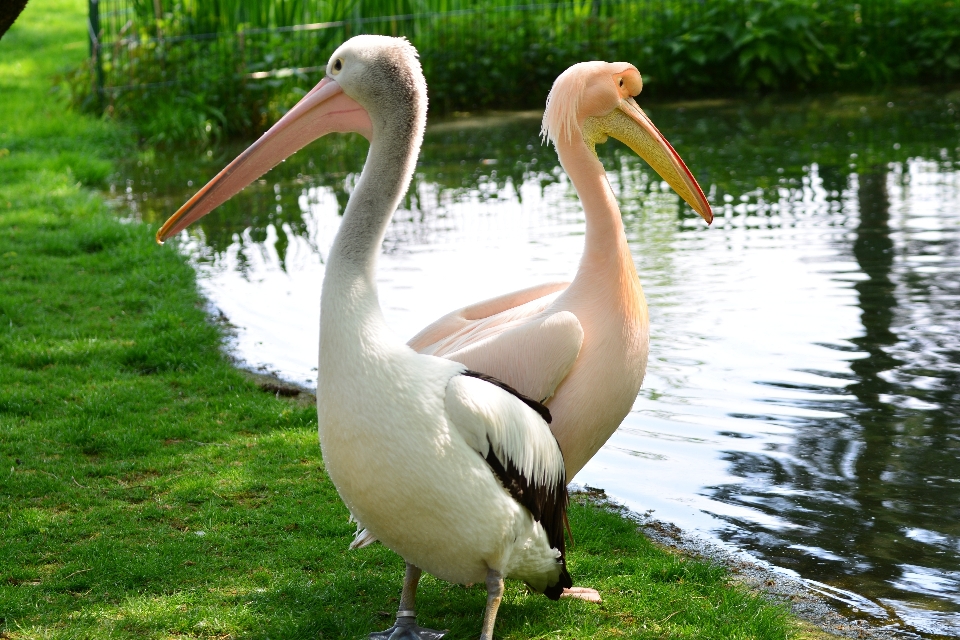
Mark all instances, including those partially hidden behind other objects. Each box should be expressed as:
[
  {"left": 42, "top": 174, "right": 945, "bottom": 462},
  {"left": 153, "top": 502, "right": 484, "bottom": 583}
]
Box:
[
  {"left": 445, "top": 371, "right": 571, "bottom": 598},
  {"left": 408, "top": 281, "right": 569, "bottom": 354}
]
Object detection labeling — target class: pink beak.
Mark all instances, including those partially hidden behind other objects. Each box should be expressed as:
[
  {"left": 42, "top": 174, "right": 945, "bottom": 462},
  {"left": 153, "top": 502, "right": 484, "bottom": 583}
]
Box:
[{"left": 156, "top": 77, "right": 373, "bottom": 243}]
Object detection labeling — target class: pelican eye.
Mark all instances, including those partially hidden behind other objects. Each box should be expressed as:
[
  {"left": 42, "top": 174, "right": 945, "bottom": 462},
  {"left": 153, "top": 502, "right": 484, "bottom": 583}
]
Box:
[
  {"left": 618, "top": 77, "right": 624, "bottom": 87},
  {"left": 332, "top": 58, "right": 343, "bottom": 74}
]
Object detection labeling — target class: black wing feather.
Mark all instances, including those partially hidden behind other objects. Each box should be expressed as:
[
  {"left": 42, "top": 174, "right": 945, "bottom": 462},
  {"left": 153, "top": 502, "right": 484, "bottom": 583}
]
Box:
[
  {"left": 461, "top": 370, "right": 552, "bottom": 424},
  {"left": 460, "top": 370, "right": 572, "bottom": 599}
]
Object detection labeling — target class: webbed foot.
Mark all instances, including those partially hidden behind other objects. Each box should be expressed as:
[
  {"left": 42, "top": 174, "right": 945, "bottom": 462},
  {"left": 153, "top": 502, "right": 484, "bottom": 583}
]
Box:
[
  {"left": 369, "top": 613, "right": 447, "bottom": 640},
  {"left": 560, "top": 586, "right": 602, "bottom": 603}
]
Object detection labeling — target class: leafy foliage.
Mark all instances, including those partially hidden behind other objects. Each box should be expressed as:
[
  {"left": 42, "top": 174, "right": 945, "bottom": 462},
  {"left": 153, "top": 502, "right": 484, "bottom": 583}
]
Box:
[
  {"left": 653, "top": 0, "right": 838, "bottom": 90},
  {"left": 64, "top": 0, "right": 960, "bottom": 144}
]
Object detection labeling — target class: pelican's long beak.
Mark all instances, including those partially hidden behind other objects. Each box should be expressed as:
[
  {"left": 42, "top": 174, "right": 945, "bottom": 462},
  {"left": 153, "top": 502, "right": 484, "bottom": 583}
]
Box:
[
  {"left": 156, "top": 77, "right": 373, "bottom": 243},
  {"left": 606, "top": 98, "right": 713, "bottom": 224}
]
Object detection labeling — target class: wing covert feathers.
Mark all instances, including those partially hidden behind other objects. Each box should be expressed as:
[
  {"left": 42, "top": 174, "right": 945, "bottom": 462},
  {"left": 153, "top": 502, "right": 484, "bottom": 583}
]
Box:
[
  {"left": 408, "top": 281, "right": 569, "bottom": 352},
  {"left": 461, "top": 370, "right": 552, "bottom": 424},
  {"left": 439, "top": 310, "right": 584, "bottom": 404},
  {"left": 444, "top": 372, "right": 572, "bottom": 599},
  {"left": 445, "top": 374, "right": 565, "bottom": 489}
]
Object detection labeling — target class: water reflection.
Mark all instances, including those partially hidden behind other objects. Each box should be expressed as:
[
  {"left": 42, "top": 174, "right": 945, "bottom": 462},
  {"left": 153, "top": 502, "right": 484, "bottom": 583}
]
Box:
[
  {"left": 118, "top": 90, "right": 960, "bottom": 638},
  {"left": 706, "top": 157, "right": 960, "bottom": 637}
]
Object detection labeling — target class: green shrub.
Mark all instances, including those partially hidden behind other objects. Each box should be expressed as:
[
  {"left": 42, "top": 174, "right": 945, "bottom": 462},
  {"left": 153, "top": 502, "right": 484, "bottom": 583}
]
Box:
[{"left": 67, "top": 0, "right": 960, "bottom": 143}]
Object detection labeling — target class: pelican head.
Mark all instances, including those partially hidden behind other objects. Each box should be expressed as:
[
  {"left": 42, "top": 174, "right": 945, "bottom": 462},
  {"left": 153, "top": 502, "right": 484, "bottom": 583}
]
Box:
[
  {"left": 324, "top": 35, "right": 427, "bottom": 139},
  {"left": 542, "top": 61, "right": 713, "bottom": 224},
  {"left": 156, "top": 35, "right": 426, "bottom": 243}
]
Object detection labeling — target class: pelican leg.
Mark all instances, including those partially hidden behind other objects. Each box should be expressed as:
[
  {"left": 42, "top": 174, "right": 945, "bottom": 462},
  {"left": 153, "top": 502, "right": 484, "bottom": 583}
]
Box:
[
  {"left": 479, "top": 568, "right": 505, "bottom": 640},
  {"left": 370, "top": 563, "right": 447, "bottom": 640}
]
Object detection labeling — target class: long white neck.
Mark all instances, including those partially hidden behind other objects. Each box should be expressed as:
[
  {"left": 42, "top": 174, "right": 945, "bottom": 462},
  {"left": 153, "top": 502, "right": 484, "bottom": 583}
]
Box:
[{"left": 319, "top": 107, "right": 424, "bottom": 360}]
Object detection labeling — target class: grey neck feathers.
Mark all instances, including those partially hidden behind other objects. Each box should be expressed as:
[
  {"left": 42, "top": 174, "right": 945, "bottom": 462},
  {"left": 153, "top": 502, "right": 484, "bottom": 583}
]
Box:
[{"left": 323, "top": 81, "right": 426, "bottom": 315}]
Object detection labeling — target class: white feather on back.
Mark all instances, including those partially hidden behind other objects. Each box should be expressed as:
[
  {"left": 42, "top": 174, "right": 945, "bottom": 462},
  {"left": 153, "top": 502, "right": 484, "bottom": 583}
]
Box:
[{"left": 445, "top": 375, "right": 564, "bottom": 489}]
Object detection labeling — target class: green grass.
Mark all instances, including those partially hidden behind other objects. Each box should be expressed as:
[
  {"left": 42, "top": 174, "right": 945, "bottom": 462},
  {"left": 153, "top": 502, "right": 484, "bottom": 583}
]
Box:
[{"left": 0, "top": 2, "right": 830, "bottom": 638}]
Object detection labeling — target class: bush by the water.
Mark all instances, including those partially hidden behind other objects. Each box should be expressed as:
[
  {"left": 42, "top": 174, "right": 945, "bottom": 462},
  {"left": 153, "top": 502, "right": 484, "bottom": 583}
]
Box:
[{"left": 67, "top": 0, "right": 960, "bottom": 143}]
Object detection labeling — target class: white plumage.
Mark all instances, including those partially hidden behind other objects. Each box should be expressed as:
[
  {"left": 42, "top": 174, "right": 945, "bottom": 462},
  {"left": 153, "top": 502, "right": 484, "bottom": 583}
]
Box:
[{"left": 319, "top": 344, "right": 563, "bottom": 590}]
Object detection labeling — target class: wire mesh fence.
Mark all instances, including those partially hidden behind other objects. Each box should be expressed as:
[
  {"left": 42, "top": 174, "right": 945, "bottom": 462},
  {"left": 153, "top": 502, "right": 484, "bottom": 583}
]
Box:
[
  {"left": 81, "top": 0, "right": 960, "bottom": 137},
  {"left": 88, "top": 0, "right": 713, "bottom": 112}
]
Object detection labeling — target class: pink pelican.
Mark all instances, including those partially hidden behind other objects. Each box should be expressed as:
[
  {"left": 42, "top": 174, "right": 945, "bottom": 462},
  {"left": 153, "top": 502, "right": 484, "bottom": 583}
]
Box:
[
  {"left": 157, "top": 36, "right": 574, "bottom": 640},
  {"left": 408, "top": 62, "right": 713, "bottom": 480}
]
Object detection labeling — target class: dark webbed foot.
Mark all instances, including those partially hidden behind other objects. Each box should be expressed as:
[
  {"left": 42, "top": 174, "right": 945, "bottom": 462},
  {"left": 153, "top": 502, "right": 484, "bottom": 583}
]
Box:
[
  {"left": 369, "top": 613, "right": 447, "bottom": 640},
  {"left": 372, "top": 563, "right": 447, "bottom": 639}
]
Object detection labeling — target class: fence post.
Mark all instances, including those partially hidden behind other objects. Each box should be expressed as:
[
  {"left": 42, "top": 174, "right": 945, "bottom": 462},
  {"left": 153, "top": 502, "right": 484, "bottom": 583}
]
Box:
[
  {"left": 351, "top": 0, "right": 361, "bottom": 36},
  {"left": 88, "top": 0, "right": 104, "bottom": 109}
]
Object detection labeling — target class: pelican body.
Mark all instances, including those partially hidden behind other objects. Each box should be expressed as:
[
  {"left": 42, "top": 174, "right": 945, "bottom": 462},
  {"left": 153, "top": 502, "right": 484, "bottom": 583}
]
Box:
[
  {"left": 409, "top": 63, "right": 713, "bottom": 479},
  {"left": 157, "top": 36, "right": 572, "bottom": 640}
]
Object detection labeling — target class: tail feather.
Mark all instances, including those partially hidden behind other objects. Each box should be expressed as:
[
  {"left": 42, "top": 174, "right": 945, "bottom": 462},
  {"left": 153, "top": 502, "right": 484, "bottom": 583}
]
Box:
[
  {"left": 349, "top": 527, "right": 378, "bottom": 550},
  {"left": 542, "top": 562, "right": 573, "bottom": 600}
]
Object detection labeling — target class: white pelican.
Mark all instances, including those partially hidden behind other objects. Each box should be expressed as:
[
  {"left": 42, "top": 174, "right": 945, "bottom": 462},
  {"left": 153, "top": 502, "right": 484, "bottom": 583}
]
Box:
[
  {"left": 157, "top": 36, "right": 573, "bottom": 640},
  {"left": 408, "top": 62, "right": 713, "bottom": 480}
]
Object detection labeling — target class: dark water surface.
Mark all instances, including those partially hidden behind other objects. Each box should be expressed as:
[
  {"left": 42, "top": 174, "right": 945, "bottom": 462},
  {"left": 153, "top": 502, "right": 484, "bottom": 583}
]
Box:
[{"left": 119, "top": 89, "right": 960, "bottom": 638}]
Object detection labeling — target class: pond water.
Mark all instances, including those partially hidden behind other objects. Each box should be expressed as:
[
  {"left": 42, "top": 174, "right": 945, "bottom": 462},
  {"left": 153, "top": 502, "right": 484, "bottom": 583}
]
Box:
[{"left": 117, "top": 89, "right": 960, "bottom": 639}]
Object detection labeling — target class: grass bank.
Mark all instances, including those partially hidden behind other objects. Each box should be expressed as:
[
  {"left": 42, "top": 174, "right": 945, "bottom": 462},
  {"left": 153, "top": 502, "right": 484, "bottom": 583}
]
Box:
[{"left": 2, "top": 2, "right": 827, "bottom": 638}]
